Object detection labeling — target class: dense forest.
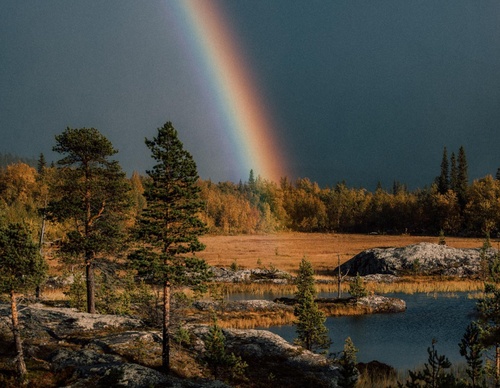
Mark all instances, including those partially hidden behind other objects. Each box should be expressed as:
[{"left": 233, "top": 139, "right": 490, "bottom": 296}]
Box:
[{"left": 1, "top": 146, "right": 499, "bottom": 239}]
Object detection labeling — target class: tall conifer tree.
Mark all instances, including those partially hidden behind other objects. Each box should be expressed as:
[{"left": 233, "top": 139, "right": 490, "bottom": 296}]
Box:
[
  {"left": 294, "top": 258, "right": 331, "bottom": 353},
  {"left": 48, "top": 127, "right": 131, "bottom": 314},
  {"left": 437, "top": 147, "right": 449, "bottom": 194},
  {"left": 457, "top": 146, "right": 469, "bottom": 209},
  {"left": 450, "top": 152, "right": 458, "bottom": 192},
  {"left": 129, "top": 121, "right": 210, "bottom": 373}
]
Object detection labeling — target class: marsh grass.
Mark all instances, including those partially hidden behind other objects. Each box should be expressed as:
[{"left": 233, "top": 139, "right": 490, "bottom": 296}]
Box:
[
  {"left": 214, "top": 311, "right": 297, "bottom": 329},
  {"left": 364, "top": 277, "right": 484, "bottom": 294},
  {"left": 38, "top": 288, "right": 68, "bottom": 301},
  {"left": 220, "top": 277, "right": 484, "bottom": 298}
]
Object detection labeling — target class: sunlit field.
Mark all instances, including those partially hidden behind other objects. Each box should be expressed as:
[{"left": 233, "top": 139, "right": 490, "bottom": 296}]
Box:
[{"left": 198, "top": 232, "right": 486, "bottom": 275}]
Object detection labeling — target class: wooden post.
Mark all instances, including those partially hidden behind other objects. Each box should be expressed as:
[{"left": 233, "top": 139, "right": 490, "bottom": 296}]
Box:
[{"left": 337, "top": 254, "right": 349, "bottom": 298}]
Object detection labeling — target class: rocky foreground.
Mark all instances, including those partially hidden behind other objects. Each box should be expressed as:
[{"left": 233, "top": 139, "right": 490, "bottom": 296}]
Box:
[
  {"left": 339, "top": 242, "right": 498, "bottom": 277},
  {"left": 0, "top": 302, "right": 344, "bottom": 387}
]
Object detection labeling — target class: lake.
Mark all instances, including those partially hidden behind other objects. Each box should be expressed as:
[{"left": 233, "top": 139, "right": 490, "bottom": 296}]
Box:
[{"left": 248, "top": 292, "right": 479, "bottom": 371}]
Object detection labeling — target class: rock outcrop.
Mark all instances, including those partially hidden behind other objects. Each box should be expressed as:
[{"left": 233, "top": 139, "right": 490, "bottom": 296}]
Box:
[
  {"left": 275, "top": 295, "right": 406, "bottom": 314},
  {"left": 210, "top": 267, "right": 291, "bottom": 283},
  {"left": 0, "top": 302, "right": 343, "bottom": 387},
  {"left": 192, "top": 325, "right": 341, "bottom": 388},
  {"left": 340, "top": 242, "right": 497, "bottom": 276},
  {"left": 50, "top": 348, "right": 170, "bottom": 388},
  {"left": 0, "top": 303, "right": 143, "bottom": 342},
  {"left": 193, "top": 299, "right": 293, "bottom": 313},
  {"left": 355, "top": 295, "right": 406, "bottom": 313}
]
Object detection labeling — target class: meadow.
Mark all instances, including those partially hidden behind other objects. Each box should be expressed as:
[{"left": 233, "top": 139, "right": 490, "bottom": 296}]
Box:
[{"left": 198, "top": 232, "right": 486, "bottom": 275}]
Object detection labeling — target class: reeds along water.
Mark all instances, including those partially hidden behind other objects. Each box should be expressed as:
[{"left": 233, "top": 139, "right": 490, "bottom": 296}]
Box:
[
  {"left": 216, "top": 311, "right": 296, "bottom": 329},
  {"left": 365, "top": 278, "right": 484, "bottom": 295},
  {"left": 220, "top": 278, "right": 484, "bottom": 298}
]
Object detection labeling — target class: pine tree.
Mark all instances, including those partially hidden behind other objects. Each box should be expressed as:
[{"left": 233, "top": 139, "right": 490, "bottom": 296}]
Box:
[
  {"left": 496, "top": 167, "right": 500, "bottom": 181},
  {"left": 294, "top": 258, "right": 331, "bottom": 353},
  {"left": 437, "top": 147, "right": 449, "bottom": 194},
  {"left": 400, "top": 340, "right": 457, "bottom": 387},
  {"left": 0, "top": 223, "right": 47, "bottom": 381},
  {"left": 459, "top": 322, "right": 484, "bottom": 388},
  {"left": 457, "top": 146, "right": 469, "bottom": 209},
  {"left": 204, "top": 316, "right": 247, "bottom": 382},
  {"left": 338, "top": 337, "right": 359, "bottom": 388},
  {"left": 349, "top": 273, "right": 368, "bottom": 298},
  {"left": 476, "top": 283, "right": 500, "bottom": 386},
  {"left": 129, "top": 121, "right": 211, "bottom": 373},
  {"left": 48, "top": 127, "right": 131, "bottom": 314}
]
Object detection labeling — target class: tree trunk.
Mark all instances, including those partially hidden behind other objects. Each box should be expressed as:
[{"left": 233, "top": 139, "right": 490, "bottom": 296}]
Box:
[
  {"left": 337, "top": 255, "right": 342, "bottom": 298},
  {"left": 496, "top": 343, "right": 500, "bottom": 388},
  {"left": 10, "top": 290, "right": 27, "bottom": 380},
  {"left": 36, "top": 203, "right": 47, "bottom": 299},
  {"left": 162, "top": 280, "right": 171, "bottom": 373},
  {"left": 86, "top": 259, "right": 95, "bottom": 314}
]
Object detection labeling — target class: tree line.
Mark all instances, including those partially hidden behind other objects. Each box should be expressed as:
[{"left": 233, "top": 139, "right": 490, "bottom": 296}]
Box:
[
  {"left": 200, "top": 146, "right": 500, "bottom": 237},
  {"left": 2, "top": 145, "right": 500, "bottom": 239}
]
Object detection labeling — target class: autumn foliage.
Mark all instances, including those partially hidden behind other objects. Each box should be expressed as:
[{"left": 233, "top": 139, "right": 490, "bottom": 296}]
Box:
[{"left": 2, "top": 155, "right": 500, "bottom": 238}]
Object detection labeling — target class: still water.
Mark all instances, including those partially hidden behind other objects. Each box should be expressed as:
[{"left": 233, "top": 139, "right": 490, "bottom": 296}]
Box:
[{"left": 256, "top": 292, "right": 478, "bottom": 371}]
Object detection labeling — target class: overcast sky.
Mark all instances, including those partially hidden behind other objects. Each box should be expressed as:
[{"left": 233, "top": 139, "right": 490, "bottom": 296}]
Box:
[{"left": 2, "top": 1, "right": 500, "bottom": 190}]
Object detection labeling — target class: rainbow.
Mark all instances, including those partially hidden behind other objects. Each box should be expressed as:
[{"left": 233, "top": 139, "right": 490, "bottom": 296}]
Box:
[{"left": 167, "top": 0, "right": 288, "bottom": 182}]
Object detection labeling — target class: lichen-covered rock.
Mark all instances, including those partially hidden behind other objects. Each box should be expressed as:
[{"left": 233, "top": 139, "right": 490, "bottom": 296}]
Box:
[
  {"left": 50, "top": 348, "right": 168, "bottom": 387},
  {"left": 193, "top": 299, "right": 293, "bottom": 313},
  {"left": 87, "top": 331, "right": 162, "bottom": 367},
  {"left": 210, "top": 267, "right": 291, "bottom": 283},
  {"left": 0, "top": 303, "right": 143, "bottom": 341},
  {"left": 192, "top": 325, "right": 341, "bottom": 387},
  {"left": 356, "top": 295, "right": 406, "bottom": 313},
  {"left": 275, "top": 295, "right": 406, "bottom": 314},
  {"left": 340, "top": 243, "right": 496, "bottom": 276}
]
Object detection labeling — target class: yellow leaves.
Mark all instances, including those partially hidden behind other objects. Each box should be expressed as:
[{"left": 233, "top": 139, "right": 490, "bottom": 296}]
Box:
[{"left": 0, "top": 163, "right": 37, "bottom": 205}]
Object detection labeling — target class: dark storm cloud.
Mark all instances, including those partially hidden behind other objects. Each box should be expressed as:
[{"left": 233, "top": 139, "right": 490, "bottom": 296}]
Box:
[
  {"left": 2, "top": 1, "right": 500, "bottom": 190},
  {"left": 222, "top": 0, "right": 500, "bottom": 189}
]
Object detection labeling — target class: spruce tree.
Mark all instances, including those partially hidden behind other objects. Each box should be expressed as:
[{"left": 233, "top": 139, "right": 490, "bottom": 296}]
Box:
[
  {"left": 48, "top": 127, "right": 131, "bottom": 314},
  {"left": 294, "top": 258, "right": 331, "bottom": 353},
  {"left": 437, "top": 147, "right": 449, "bottom": 194},
  {"left": 204, "top": 316, "right": 247, "bottom": 382},
  {"left": 129, "top": 121, "right": 211, "bottom": 373},
  {"left": 450, "top": 152, "right": 458, "bottom": 192},
  {"left": 338, "top": 337, "right": 359, "bottom": 388},
  {"left": 457, "top": 146, "right": 469, "bottom": 209},
  {"left": 37, "top": 152, "right": 46, "bottom": 175},
  {"left": 0, "top": 223, "right": 47, "bottom": 381},
  {"left": 349, "top": 273, "right": 368, "bottom": 298}
]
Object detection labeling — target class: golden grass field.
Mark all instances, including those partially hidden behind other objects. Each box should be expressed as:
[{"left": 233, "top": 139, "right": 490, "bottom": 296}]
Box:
[{"left": 198, "top": 232, "right": 486, "bottom": 275}]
